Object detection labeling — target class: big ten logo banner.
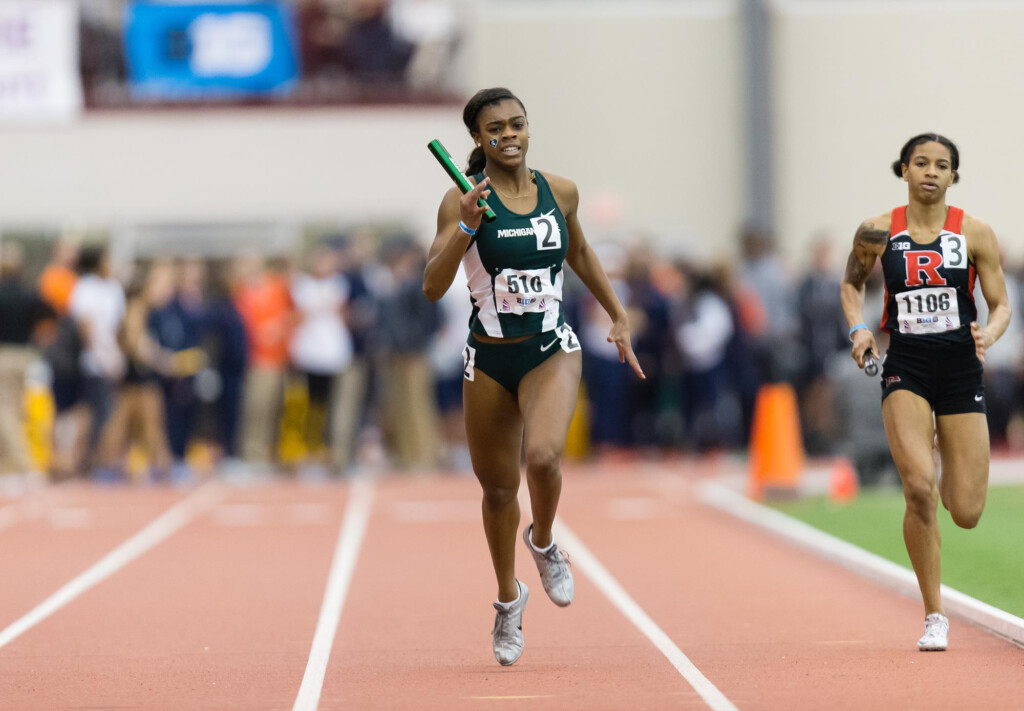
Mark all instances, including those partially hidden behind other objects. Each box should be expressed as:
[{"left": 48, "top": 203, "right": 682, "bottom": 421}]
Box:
[
  {"left": 124, "top": 2, "right": 299, "bottom": 99},
  {"left": 0, "top": 0, "right": 83, "bottom": 122}
]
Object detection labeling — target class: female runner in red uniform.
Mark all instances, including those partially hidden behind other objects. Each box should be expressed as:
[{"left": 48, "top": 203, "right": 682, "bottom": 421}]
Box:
[{"left": 840, "top": 133, "right": 1011, "bottom": 651}]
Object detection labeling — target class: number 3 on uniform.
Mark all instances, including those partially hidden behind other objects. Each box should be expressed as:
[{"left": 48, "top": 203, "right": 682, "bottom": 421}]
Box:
[
  {"left": 531, "top": 213, "right": 561, "bottom": 251},
  {"left": 941, "top": 234, "right": 966, "bottom": 269}
]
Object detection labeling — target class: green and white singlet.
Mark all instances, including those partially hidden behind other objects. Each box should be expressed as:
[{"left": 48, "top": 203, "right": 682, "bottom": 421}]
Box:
[{"left": 463, "top": 170, "right": 570, "bottom": 338}]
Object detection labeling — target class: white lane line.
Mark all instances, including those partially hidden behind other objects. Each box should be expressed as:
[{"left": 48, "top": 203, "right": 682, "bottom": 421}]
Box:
[
  {"left": 697, "top": 480, "right": 1024, "bottom": 647},
  {"left": 552, "top": 519, "right": 739, "bottom": 711},
  {"left": 0, "top": 482, "right": 222, "bottom": 651},
  {"left": 293, "top": 476, "right": 375, "bottom": 711}
]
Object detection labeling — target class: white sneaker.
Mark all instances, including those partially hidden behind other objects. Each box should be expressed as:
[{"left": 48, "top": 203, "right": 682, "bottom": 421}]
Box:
[
  {"left": 523, "top": 524, "right": 574, "bottom": 607},
  {"left": 917, "top": 612, "right": 949, "bottom": 651},
  {"left": 492, "top": 580, "right": 529, "bottom": 666}
]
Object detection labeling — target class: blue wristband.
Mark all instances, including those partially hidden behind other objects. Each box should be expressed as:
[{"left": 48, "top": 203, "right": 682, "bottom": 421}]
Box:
[
  {"left": 458, "top": 221, "right": 476, "bottom": 236},
  {"left": 849, "top": 323, "right": 868, "bottom": 339}
]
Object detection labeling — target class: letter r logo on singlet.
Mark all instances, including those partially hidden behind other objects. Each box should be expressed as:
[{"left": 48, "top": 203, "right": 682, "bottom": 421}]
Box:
[{"left": 904, "top": 251, "right": 947, "bottom": 287}]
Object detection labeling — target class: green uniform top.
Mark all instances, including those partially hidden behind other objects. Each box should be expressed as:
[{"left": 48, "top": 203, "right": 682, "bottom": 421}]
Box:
[{"left": 463, "top": 170, "right": 570, "bottom": 338}]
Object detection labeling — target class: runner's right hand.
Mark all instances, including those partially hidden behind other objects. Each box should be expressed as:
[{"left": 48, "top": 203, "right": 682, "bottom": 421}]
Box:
[
  {"left": 850, "top": 328, "right": 878, "bottom": 369},
  {"left": 460, "top": 177, "right": 491, "bottom": 231}
]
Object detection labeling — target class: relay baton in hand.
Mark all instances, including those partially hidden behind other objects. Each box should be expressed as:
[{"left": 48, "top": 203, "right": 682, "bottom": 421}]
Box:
[
  {"left": 427, "top": 139, "right": 496, "bottom": 222},
  {"left": 864, "top": 354, "right": 885, "bottom": 377}
]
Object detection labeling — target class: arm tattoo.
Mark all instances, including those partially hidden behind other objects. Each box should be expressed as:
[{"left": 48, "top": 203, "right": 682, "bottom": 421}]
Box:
[
  {"left": 844, "top": 251, "right": 868, "bottom": 285},
  {"left": 855, "top": 222, "right": 889, "bottom": 248},
  {"left": 843, "top": 222, "right": 887, "bottom": 287}
]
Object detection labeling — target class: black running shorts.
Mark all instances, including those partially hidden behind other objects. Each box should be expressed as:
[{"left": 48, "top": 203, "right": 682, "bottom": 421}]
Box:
[{"left": 880, "top": 335, "right": 985, "bottom": 415}]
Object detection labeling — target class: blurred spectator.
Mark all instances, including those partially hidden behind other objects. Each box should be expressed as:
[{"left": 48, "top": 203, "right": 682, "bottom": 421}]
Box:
[
  {"left": 331, "top": 231, "right": 381, "bottom": 471},
  {"left": 674, "top": 265, "right": 735, "bottom": 452},
  {"left": 429, "top": 261, "right": 472, "bottom": 471},
  {"left": 796, "top": 234, "right": 849, "bottom": 453},
  {"left": 375, "top": 238, "right": 440, "bottom": 469},
  {"left": 68, "top": 245, "right": 126, "bottom": 474},
  {"left": 390, "top": 0, "right": 460, "bottom": 89},
  {"left": 0, "top": 243, "right": 54, "bottom": 476},
  {"left": 579, "top": 243, "right": 631, "bottom": 456},
  {"left": 203, "top": 259, "right": 250, "bottom": 467},
  {"left": 339, "top": 0, "right": 414, "bottom": 85},
  {"left": 289, "top": 244, "right": 353, "bottom": 474},
  {"left": 38, "top": 239, "right": 79, "bottom": 317},
  {"left": 149, "top": 258, "right": 208, "bottom": 482},
  {"left": 79, "top": 0, "right": 128, "bottom": 104},
  {"left": 738, "top": 224, "right": 798, "bottom": 383},
  {"left": 235, "top": 254, "right": 293, "bottom": 469},
  {"left": 95, "top": 261, "right": 175, "bottom": 482},
  {"left": 623, "top": 245, "right": 674, "bottom": 452}
]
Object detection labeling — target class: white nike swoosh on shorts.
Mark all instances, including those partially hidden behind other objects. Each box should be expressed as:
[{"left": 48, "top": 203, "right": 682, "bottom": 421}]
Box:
[
  {"left": 540, "top": 338, "right": 558, "bottom": 352},
  {"left": 975, "top": 394, "right": 984, "bottom": 401}
]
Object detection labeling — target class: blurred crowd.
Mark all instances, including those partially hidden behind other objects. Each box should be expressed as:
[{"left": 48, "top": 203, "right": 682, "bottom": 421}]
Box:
[
  {"left": 80, "top": 0, "right": 462, "bottom": 105},
  {"left": 2, "top": 226, "right": 1024, "bottom": 487}
]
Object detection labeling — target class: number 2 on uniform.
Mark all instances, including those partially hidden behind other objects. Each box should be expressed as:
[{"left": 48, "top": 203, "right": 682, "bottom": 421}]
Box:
[{"left": 531, "top": 213, "right": 561, "bottom": 251}]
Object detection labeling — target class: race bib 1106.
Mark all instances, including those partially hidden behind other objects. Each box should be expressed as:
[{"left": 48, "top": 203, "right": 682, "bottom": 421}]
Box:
[{"left": 896, "top": 286, "right": 961, "bottom": 335}]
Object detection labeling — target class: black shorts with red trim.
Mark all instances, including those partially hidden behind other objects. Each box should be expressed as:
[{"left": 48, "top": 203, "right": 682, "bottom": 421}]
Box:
[{"left": 880, "top": 333, "right": 985, "bottom": 415}]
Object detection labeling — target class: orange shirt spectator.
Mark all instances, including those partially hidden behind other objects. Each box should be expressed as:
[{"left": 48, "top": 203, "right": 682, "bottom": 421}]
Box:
[
  {"left": 39, "top": 263, "right": 78, "bottom": 316},
  {"left": 234, "top": 274, "right": 293, "bottom": 369}
]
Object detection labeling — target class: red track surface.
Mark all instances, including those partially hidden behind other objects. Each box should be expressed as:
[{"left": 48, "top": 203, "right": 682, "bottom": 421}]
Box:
[{"left": 0, "top": 463, "right": 1021, "bottom": 710}]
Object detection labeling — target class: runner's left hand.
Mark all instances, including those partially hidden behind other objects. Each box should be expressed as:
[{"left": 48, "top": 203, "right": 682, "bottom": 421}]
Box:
[
  {"left": 971, "top": 321, "right": 987, "bottom": 364},
  {"left": 607, "top": 318, "right": 645, "bottom": 379}
]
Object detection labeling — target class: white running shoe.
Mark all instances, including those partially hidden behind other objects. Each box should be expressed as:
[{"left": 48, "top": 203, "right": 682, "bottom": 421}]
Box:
[
  {"left": 492, "top": 580, "right": 529, "bottom": 666},
  {"left": 917, "top": 612, "right": 949, "bottom": 651},
  {"left": 523, "top": 524, "right": 574, "bottom": 607}
]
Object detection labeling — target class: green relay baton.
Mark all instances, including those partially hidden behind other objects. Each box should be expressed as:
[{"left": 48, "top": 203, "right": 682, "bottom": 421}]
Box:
[{"left": 427, "top": 139, "right": 496, "bottom": 222}]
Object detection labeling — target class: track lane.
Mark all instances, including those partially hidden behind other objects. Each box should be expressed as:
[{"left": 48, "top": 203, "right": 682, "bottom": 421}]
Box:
[
  {"left": 0, "top": 480, "right": 351, "bottom": 710},
  {"left": 555, "top": 464, "right": 1024, "bottom": 710},
  {"left": 0, "top": 485, "right": 193, "bottom": 631},
  {"left": 322, "top": 474, "right": 714, "bottom": 710}
]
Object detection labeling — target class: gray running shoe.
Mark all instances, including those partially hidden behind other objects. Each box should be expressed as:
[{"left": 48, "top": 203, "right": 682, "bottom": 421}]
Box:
[
  {"left": 492, "top": 580, "right": 529, "bottom": 666},
  {"left": 523, "top": 523, "right": 574, "bottom": 607},
  {"left": 917, "top": 612, "right": 949, "bottom": 651}
]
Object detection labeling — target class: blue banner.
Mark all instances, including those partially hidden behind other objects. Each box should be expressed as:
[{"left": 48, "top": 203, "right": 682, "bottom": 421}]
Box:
[{"left": 124, "top": 2, "right": 300, "bottom": 98}]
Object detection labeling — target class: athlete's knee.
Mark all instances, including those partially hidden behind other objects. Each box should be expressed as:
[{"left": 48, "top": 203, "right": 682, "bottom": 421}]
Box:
[
  {"left": 902, "top": 478, "right": 938, "bottom": 519},
  {"left": 950, "top": 502, "right": 984, "bottom": 529},
  {"left": 524, "top": 444, "right": 561, "bottom": 479},
  {"left": 481, "top": 482, "right": 519, "bottom": 510}
]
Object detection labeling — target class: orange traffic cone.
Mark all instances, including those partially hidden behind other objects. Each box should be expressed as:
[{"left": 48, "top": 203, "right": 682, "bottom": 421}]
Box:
[
  {"left": 829, "top": 457, "right": 859, "bottom": 504},
  {"left": 747, "top": 383, "right": 805, "bottom": 500}
]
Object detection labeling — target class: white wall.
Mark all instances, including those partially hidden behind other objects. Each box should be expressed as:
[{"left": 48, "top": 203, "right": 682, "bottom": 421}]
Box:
[
  {"left": 0, "top": 0, "right": 746, "bottom": 258},
  {"left": 771, "top": 0, "right": 1024, "bottom": 265},
  {"left": 0, "top": 107, "right": 462, "bottom": 234}
]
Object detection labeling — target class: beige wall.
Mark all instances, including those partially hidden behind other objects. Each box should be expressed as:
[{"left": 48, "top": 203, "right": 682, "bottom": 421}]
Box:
[
  {"left": 466, "top": 1, "right": 746, "bottom": 257},
  {"left": 771, "top": 0, "right": 1024, "bottom": 265},
  {"left": 0, "top": 0, "right": 745, "bottom": 258}
]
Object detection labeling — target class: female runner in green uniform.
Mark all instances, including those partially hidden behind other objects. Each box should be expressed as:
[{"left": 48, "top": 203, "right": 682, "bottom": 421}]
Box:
[{"left": 423, "top": 87, "right": 644, "bottom": 665}]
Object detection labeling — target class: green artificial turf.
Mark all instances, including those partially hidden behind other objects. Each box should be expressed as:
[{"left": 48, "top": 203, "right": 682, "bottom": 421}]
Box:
[{"left": 770, "top": 485, "right": 1024, "bottom": 618}]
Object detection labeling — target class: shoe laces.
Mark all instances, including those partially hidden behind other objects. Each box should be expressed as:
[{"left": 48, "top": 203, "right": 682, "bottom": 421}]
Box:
[
  {"left": 492, "top": 605, "right": 518, "bottom": 639},
  {"left": 922, "top": 614, "right": 948, "bottom": 638},
  {"left": 542, "top": 546, "right": 570, "bottom": 578}
]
